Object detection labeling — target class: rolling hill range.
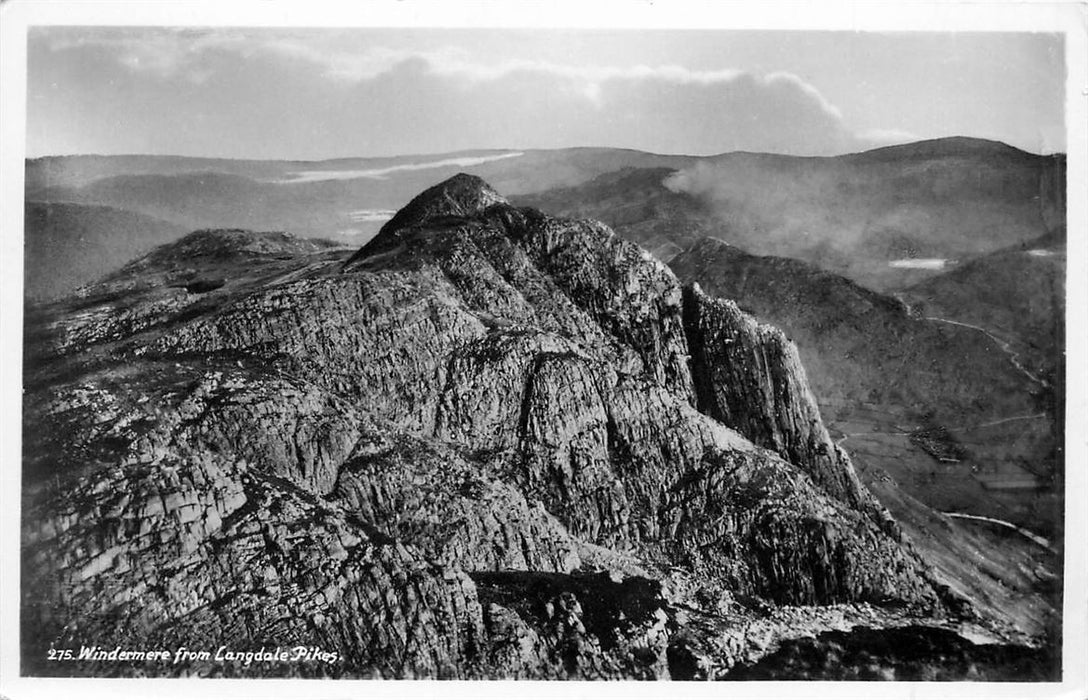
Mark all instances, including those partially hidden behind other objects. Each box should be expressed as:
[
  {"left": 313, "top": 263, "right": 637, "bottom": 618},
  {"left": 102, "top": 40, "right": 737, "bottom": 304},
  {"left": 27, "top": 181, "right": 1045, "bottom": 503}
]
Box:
[
  {"left": 25, "top": 148, "right": 690, "bottom": 238},
  {"left": 24, "top": 148, "right": 691, "bottom": 299},
  {"left": 24, "top": 138, "right": 1061, "bottom": 299},
  {"left": 517, "top": 137, "right": 1065, "bottom": 292},
  {"left": 669, "top": 237, "right": 1061, "bottom": 542}
]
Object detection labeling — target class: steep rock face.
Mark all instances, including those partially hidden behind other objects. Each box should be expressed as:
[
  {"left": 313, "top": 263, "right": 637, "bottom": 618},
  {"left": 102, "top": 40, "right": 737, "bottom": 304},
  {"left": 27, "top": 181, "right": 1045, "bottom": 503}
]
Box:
[
  {"left": 669, "top": 236, "right": 1039, "bottom": 423},
  {"left": 22, "top": 174, "right": 965, "bottom": 679},
  {"left": 682, "top": 283, "right": 870, "bottom": 511}
]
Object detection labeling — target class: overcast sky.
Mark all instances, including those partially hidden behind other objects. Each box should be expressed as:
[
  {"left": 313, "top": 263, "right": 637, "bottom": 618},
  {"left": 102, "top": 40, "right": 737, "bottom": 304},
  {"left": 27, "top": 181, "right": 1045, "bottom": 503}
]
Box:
[{"left": 26, "top": 27, "right": 1065, "bottom": 160}]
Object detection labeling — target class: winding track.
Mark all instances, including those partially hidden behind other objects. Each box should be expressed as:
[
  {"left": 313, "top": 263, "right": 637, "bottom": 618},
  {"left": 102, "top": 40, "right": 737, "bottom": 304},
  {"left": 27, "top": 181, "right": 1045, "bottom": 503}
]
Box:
[
  {"left": 922, "top": 317, "right": 1049, "bottom": 389},
  {"left": 893, "top": 291, "right": 1048, "bottom": 389},
  {"left": 941, "top": 512, "right": 1056, "bottom": 554}
]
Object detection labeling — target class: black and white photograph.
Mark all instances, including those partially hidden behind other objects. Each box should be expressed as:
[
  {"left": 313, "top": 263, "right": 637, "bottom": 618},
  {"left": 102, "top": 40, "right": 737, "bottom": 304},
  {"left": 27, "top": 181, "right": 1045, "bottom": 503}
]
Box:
[{"left": 0, "top": 2, "right": 1084, "bottom": 696}]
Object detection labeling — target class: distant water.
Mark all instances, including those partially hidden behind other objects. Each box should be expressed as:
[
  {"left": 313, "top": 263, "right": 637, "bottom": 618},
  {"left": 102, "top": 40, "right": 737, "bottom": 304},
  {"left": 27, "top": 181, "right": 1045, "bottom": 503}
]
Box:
[
  {"left": 348, "top": 209, "right": 397, "bottom": 223},
  {"left": 888, "top": 258, "right": 948, "bottom": 270},
  {"left": 280, "top": 152, "right": 524, "bottom": 183}
]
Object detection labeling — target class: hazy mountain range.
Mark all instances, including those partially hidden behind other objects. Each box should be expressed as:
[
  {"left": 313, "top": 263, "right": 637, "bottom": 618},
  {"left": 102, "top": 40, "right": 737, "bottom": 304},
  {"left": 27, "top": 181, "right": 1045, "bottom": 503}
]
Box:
[
  {"left": 25, "top": 137, "right": 1063, "bottom": 298},
  {"left": 517, "top": 137, "right": 1065, "bottom": 292}
]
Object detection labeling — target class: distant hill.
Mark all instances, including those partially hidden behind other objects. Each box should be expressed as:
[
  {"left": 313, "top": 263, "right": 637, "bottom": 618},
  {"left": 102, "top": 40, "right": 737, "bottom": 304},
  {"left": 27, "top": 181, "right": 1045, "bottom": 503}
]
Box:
[
  {"left": 513, "top": 167, "right": 714, "bottom": 261},
  {"left": 518, "top": 137, "right": 1065, "bottom": 292},
  {"left": 22, "top": 137, "right": 1064, "bottom": 305},
  {"left": 23, "top": 201, "right": 187, "bottom": 300},
  {"left": 898, "top": 228, "right": 1066, "bottom": 384},
  {"left": 24, "top": 150, "right": 532, "bottom": 190},
  {"left": 24, "top": 148, "right": 690, "bottom": 231},
  {"left": 841, "top": 135, "right": 1052, "bottom": 163},
  {"left": 23, "top": 149, "right": 689, "bottom": 289},
  {"left": 28, "top": 171, "right": 390, "bottom": 240}
]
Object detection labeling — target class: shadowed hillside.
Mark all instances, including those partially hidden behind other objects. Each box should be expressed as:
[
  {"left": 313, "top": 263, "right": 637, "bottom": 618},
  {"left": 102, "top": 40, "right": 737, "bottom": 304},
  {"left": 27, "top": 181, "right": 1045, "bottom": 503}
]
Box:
[
  {"left": 899, "top": 228, "right": 1066, "bottom": 384},
  {"left": 24, "top": 202, "right": 187, "bottom": 300},
  {"left": 669, "top": 236, "right": 1063, "bottom": 639}
]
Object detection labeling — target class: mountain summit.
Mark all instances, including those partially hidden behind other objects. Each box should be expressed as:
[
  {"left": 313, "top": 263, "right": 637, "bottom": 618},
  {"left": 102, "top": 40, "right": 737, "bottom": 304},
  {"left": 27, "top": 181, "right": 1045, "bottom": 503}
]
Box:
[
  {"left": 341, "top": 172, "right": 509, "bottom": 268},
  {"left": 23, "top": 174, "right": 1045, "bottom": 680},
  {"left": 381, "top": 171, "right": 509, "bottom": 232}
]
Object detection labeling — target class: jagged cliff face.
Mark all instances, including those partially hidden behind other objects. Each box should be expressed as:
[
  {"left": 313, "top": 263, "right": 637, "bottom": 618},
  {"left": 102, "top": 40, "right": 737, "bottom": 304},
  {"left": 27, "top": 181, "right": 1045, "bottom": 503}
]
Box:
[{"left": 23, "top": 175, "right": 969, "bottom": 679}]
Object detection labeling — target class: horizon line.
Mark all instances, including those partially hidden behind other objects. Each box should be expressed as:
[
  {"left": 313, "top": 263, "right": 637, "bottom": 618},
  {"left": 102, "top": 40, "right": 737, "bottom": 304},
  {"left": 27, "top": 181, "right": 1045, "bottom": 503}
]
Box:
[{"left": 22, "top": 135, "right": 1065, "bottom": 164}]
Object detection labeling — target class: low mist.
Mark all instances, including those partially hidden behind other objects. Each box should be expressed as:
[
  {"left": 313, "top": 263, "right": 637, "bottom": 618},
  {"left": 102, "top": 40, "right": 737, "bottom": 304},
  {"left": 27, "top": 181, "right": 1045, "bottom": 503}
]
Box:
[{"left": 661, "top": 149, "right": 1058, "bottom": 290}]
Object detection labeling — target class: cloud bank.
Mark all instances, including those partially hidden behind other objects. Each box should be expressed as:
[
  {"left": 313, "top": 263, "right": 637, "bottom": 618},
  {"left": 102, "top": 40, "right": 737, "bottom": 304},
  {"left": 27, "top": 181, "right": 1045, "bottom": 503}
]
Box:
[{"left": 28, "top": 28, "right": 938, "bottom": 158}]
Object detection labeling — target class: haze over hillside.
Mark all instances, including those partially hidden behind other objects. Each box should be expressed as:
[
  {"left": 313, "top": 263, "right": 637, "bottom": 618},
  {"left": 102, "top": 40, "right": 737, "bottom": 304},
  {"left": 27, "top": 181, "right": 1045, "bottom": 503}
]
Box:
[
  {"left": 519, "top": 137, "right": 1066, "bottom": 292},
  {"left": 24, "top": 137, "right": 1064, "bottom": 299},
  {"left": 24, "top": 202, "right": 188, "bottom": 300}
]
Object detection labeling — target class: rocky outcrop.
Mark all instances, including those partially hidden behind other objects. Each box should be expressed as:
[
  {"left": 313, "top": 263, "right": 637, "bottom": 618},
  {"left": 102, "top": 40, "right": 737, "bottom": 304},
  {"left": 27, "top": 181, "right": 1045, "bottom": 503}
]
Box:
[
  {"left": 22, "top": 174, "right": 990, "bottom": 679},
  {"left": 682, "top": 282, "right": 870, "bottom": 511},
  {"left": 342, "top": 174, "right": 508, "bottom": 266}
]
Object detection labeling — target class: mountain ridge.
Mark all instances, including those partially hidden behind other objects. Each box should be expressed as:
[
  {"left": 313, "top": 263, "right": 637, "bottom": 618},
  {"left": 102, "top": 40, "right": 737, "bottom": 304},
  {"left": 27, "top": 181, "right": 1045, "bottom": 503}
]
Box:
[
  {"left": 25, "top": 137, "right": 1064, "bottom": 299},
  {"left": 27, "top": 135, "right": 1058, "bottom": 165}
]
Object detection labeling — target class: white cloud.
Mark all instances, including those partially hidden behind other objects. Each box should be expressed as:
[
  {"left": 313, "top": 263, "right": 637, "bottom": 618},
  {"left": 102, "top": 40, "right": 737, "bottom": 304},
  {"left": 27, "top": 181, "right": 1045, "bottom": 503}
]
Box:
[
  {"left": 249, "top": 41, "right": 854, "bottom": 144},
  {"left": 33, "top": 28, "right": 884, "bottom": 157},
  {"left": 40, "top": 28, "right": 256, "bottom": 81},
  {"left": 762, "top": 71, "right": 843, "bottom": 120},
  {"left": 40, "top": 28, "right": 840, "bottom": 120}
]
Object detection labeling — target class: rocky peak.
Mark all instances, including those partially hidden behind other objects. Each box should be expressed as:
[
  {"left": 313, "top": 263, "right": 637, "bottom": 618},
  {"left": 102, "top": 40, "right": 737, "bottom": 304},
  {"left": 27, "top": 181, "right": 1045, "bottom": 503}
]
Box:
[
  {"left": 344, "top": 173, "right": 509, "bottom": 265},
  {"left": 381, "top": 172, "right": 508, "bottom": 233},
  {"left": 20, "top": 173, "right": 988, "bottom": 680}
]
